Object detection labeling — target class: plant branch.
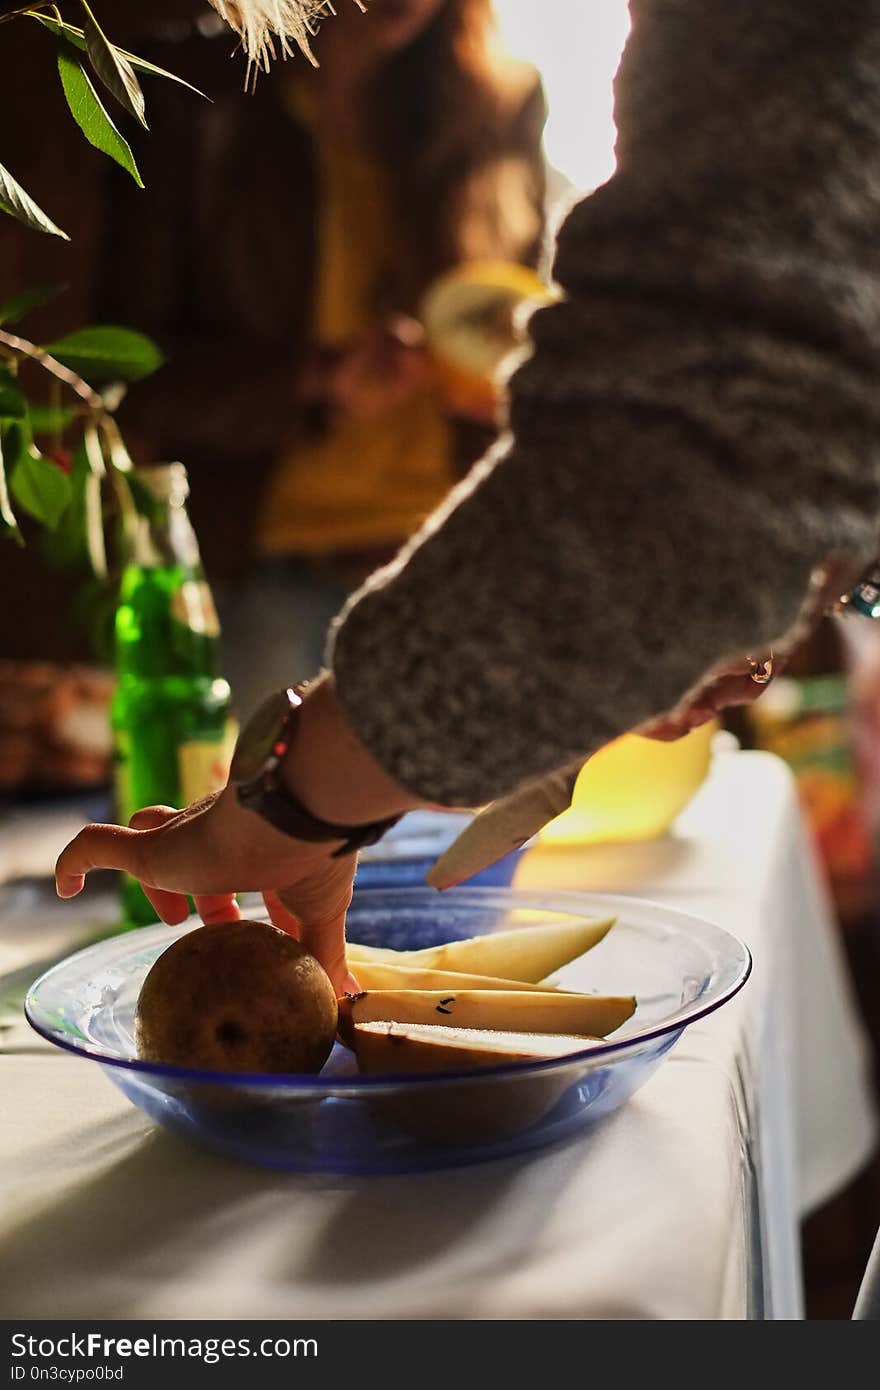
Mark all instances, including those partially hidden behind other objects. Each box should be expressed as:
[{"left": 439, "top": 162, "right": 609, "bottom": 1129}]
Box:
[
  {"left": 0, "top": 326, "right": 104, "bottom": 412},
  {"left": 0, "top": 4, "right": 50, "bottom": 25}
]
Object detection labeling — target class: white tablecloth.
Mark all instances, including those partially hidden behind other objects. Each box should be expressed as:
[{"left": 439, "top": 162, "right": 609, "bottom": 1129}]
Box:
[{"left": 0, "top": 748, "right": 876, "bottom": 1320}]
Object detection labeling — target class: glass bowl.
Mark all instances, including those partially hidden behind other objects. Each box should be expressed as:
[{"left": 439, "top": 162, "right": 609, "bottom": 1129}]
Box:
[
  {"left": 24, "top": 887, "right": 751, "bottom": 1175},
  {"left": 354, "top": 809, "right": 525, "bottom": 889}
]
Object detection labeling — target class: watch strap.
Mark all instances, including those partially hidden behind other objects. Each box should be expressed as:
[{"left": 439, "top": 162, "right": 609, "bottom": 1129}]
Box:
[
  {"left": 236, "top": 769, "right": 402, "bottom": 858},
  {"left": 232, "top": 684, "right": 402, "bottom": 855}
]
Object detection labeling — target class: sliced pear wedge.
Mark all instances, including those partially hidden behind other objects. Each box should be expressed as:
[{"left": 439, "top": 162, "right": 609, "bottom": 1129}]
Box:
[
  {"left": 352, "top": 1021, "right": 604, "bottom": 1146},
  {"left": 349, "top": 959, "right": 564, "bottom": 993},
  {"left": 351, "top": 1021, "right": 601, "bottom": 1075},
  {"left": 337, "top": 987, "right": 635, "bottom": 1044},
  {"left": 346, "top": 914, "right": 615, "bottom": 983}
]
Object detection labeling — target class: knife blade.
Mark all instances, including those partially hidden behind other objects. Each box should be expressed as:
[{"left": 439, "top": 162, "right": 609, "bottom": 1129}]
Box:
[{"left": 424, "top": 761, "right": 583, "bottom": 890}]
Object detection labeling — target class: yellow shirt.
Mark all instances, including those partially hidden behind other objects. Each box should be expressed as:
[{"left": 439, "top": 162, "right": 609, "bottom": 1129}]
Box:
[{"left": 257, "top": 85, "right": 454, "bottom": 558}]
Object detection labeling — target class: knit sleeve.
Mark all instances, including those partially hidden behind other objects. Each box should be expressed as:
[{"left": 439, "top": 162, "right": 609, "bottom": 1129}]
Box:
[{"left": 328, "top": 0, "right": 880, "bottom": 807}]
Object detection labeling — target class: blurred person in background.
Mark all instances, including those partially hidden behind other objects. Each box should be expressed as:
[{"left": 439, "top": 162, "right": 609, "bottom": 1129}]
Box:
[
  {"left": 58, "top": 0, "right": 880, "bottom": 991},
  {"left": 97, "top": 0, "right": 547, "bottom": 718}
]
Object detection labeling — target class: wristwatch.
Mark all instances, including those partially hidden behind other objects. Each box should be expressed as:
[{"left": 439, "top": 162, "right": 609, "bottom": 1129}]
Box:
[{"left": 231, "top": 686, "right": 401, "bottom": 857}]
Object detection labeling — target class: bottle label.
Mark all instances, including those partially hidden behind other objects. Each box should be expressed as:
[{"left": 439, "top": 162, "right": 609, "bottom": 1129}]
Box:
[
  {"left": 170, "top": 580, "right": 220, "bottom": 637},
  {"left": 178, "top": 716, "right": 238, "bottom": 805}
]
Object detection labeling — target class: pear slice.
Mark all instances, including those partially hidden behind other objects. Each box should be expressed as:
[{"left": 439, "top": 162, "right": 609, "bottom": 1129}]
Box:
[
  {"left": 337, "top": 987, "right": 635, "bottom": 1043},
  {"left": 346, "top": 914, "right": 615, "bottom": 983},
  {"left": 351, "top": 1021, "right": 600, "bottom": 1075},
  {"left": 350, "top": 959, "right": 564, "bottom": 993},
  {"left": 352, "top": 1021, "right": 602, "bottom": 1146}
]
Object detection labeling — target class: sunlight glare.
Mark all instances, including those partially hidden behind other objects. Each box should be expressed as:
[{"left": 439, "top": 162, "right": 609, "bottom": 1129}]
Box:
[{"left": 494, "top": 0, "right": 631, "bottom": 194}]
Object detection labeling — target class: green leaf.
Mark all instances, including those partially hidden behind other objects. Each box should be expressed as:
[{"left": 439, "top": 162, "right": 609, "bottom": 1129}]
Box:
[
  {"left": 41, "top": 443, "right": 89, "bottom": 569},
  {"left": 115, "top": 46, "right": 209, "bottom": 102},
  {"left": 0, "top": 284, "right": 67, "bottom": 328},
  {"left": 70, "top": 572, "right": 117, "bottom": 666},
  {"left": 10, "top": 445, "right": 73, "bottom": 531},
  {"left": 78, "top": 0, "right": 147, "bottom": 129},
  {"left": 0, "top": 432, "right": 23, "bottom": 545},
  {"left": 0, "top": 366, "right": 25, "bottom": 419},
  {"left": 0, "top": 162, "right": 69, "bottom": 239},
  {"left": 0, "top": 417, "right": 28, "bottom": 468},
  {"left": 46, "top": 326, "right": 164, "bottom": 383},
  {"left": 57, "top": 38, "right": 144, "bottom": 187},
  {"left": 30, "top": 14, "right": 209, "bottom": 99},
  {"left": 27, "top": 403, "right": 77, "bottom": 435}
]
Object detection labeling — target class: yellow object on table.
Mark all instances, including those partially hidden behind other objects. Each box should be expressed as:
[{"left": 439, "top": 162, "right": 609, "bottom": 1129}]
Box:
[
  {"left": 419, "top": 259, "right": 555, "bottom": 418},
  {"left": 540, "top": 722, "right": 718, "bottom": 846}
]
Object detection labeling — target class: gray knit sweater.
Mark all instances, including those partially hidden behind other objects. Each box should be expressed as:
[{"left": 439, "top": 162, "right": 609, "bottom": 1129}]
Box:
[{"left": 328, "top": 0, "right": 880, "bottom": 807}]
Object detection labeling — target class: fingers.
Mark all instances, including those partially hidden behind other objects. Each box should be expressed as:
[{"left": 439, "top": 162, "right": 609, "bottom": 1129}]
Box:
[
  {"left": 129, "top": 810, "right": 242, "bottom": 927},
  {"left": 638, "top": 716, "right": 696, "bottom": 742},
  {"left": 55, "top": 792, "right": 359, "bottom": 997},
  {"left": 386, "top": 312, "right": 426, "bottom": 350},
  {"left": 341, "top": 965, "right": 361, "bottom": 996},
  {"left": 55, "top": 794, "right": 223, "bottom": 902},
  {"left": 141, "top": 884, "right": 192, "bottom": 925},
  {"left": 124, "top": 806, "right": 191, "bottom": 921},
  {"left": 276, "top": 869, "right": 355, "bottom": 995},
  {"left": 640, "top": 648, "right": 783, "bottom": 743},
  {"left": 194, "top": 894, "right": 242, "bottom": 926},
  {"left": 56, "top": 823, "right": 148, "bottom": 898},
  {"left": 128, "top": 805, "right": 180, "bottom": 830},
  {"left": 263, "top": 890, "right": 302, "bottom": 940},
  {"left": 265, "top": 890, "right": 358, "bottom": 993},
  {"left": 298, "top": 908, "right": 352, "bottom": 996}
]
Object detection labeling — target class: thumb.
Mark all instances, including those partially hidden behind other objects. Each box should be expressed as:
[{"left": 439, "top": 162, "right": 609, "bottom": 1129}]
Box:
[{"left": 299, "top": 908, "right": 355, "bottom": 996}]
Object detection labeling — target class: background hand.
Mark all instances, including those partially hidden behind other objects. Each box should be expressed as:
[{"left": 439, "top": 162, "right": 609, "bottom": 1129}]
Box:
[{"left": 324, "top": 316, "right": 431, "bottom": 421}]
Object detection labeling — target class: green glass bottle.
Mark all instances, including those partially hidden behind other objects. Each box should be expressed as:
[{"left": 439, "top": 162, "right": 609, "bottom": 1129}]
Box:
[{"left": 111, "top": 463, "right": 237, "bottom": 928}]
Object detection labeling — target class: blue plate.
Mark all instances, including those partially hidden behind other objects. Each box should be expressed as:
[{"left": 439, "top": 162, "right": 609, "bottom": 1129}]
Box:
[{"left": 25, "top": 887, "right": 751, "bottom": 1174}]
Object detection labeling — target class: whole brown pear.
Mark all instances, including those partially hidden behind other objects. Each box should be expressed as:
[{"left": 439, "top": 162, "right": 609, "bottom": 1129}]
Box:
[{"left": 135, "top": 919, "right": 338, "bottom": 1075}]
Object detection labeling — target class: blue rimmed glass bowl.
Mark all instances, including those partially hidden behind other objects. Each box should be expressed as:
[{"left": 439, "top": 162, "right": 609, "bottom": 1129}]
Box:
[
  {"left": 353, "top": 809, "right": 526, "bottom": 888},
  {"left": 24, "top": 887, "right": 751, "bottom": 1174}
]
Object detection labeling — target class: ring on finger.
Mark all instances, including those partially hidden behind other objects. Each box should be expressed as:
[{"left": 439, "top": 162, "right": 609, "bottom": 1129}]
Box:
[{"left": 748, "top": 654, "right": 774, "bottom": 685}]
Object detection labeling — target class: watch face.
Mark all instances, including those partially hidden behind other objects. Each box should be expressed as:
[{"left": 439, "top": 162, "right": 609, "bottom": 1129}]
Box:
[{"left": 230, "top": 687, "right": 299, "bottom": 783}]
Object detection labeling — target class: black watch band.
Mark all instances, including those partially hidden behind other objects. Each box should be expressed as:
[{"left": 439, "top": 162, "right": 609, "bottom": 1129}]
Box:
[
  {"left": 237, "top": 778, "right": 401, "bottom": 857},
  {"left": 231, "top": 686, "right": 402, "bottom": 857}
]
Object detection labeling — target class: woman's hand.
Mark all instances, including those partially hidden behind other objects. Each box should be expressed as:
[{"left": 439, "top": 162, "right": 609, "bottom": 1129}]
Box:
[
  {"left": 300, "top": 315, "right": 431, "bottom": 424},
  {"left": 54, "top": 675, "right": 423, "bottom": 994},
  {"left": 639, "top": 554, "right": 866, "bottom": 741},
  {"left": 55, "top": 787, "right": 360, "bottom": 993},
  {"left": 637, "top": 652, "right": 779, "bottom": 741}
]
